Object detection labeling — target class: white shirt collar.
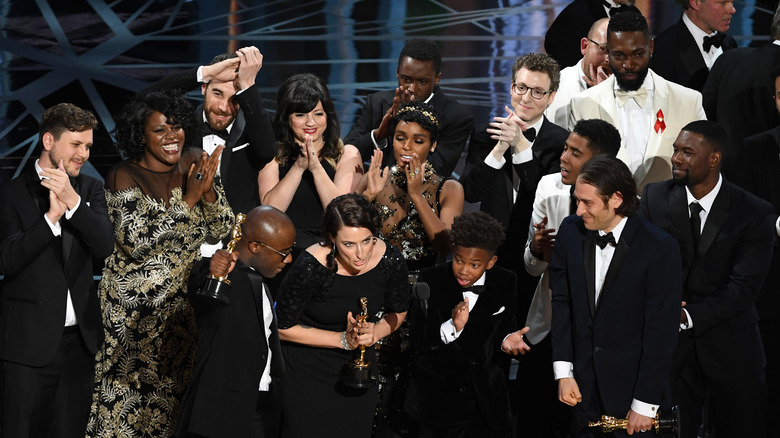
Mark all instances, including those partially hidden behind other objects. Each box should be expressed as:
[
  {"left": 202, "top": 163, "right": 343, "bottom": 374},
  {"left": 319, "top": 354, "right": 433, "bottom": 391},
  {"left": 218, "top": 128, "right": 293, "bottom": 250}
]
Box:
[
  {"left": 472, "top": 271, "right": 487, "bottom": 287},
  {"left": 774, "top": 40, "right": 780, "bottom": 47},
  {"left": 685, "top": 173, "right": 723, "bottom": 212},
  {"left": 34, "top": 159, "right": 47, "bottom": 181},
  {"left": 600, "top": 215, "right": 628, "bottom": 241},
  {"left": 423, "top": 92, "right": 435, "bottom": 104}
]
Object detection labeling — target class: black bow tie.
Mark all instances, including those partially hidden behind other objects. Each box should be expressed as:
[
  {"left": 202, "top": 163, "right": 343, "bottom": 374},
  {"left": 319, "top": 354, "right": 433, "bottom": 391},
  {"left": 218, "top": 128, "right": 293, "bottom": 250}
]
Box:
[
  {"left": 703, "top": 32, "right": 726, "bottom": 52},
  {"left": 464, "top": 285, "right": 486, "bottom": 295},
  {"left": 202, "top": 122, "right": 229, "bottom": 141},
  {"left": 523, "top": 127, "right": 537, "bottom": 143},
  {"left": 595, "top": 232, "right": 616, "bottom": 249},
  {"left": 603, "top": 1, "right": 631, "bottom": 17}
]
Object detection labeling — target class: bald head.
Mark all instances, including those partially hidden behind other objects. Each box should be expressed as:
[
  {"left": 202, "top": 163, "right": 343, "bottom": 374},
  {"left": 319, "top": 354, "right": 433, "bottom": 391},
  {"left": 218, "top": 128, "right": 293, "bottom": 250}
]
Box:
[
  {"left": 581, "top": 18, "right": 611, "bottom": 81},
  {"left": 240, "top": 206, "right": 296, "bottom": 278}
]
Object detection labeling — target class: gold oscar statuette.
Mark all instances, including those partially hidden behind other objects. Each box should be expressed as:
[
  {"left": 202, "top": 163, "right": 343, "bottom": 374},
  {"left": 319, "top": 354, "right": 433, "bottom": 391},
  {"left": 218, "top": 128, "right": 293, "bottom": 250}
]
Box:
[
  {"left": 196, "top": 213, "right": 246, "bottom": 305},
  {"left": 589, "top": 406, "right": 679, "bottom": 436},
  {"left": 340, "top": 297, "right": 376, "bottom": 389}
]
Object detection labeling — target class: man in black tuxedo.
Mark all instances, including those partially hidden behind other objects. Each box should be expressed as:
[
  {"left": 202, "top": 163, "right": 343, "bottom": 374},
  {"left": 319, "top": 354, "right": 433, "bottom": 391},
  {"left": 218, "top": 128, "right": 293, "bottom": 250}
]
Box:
[
  {"left": 177, "top": 205, "right": 295, "bottom": 438},
  {"left": 733, "top": 74, "right": 780, "bottom": 435},
  {"left": 544, "top": 0, "right": 640, "bottom": 68},
  {"left": 0, "top": 103, "right": 113, "bottom": 438},
  {"left": 550, "top": 156, "right": 681, "bottom": 436},
  {"left": 409, "top": 211, "right": 529, "bottom": 437},
  {"left": 702, "top": 5, "right": 780, "bottom": 177},
  {"left": 639, "top": 120, "right": 774, "bottom": 438},
  {"left": 145, "top": 46, "right": 276, "bottom": 228},
  {"left": 650, "top": 0, "right": 737, "bottom": 92},
  {"left": 461, "top": 53, "right": 569, "bottom": 332},
  {"left": 343, "top": 38, "right": 473, "bottom": 177}
]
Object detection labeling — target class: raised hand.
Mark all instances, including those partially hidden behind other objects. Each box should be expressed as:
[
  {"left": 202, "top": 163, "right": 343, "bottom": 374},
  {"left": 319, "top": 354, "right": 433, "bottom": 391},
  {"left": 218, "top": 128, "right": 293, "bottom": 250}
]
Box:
[
  {"left": 374, "top": 86, "right": 411, "bottom": 139},
  {"left": 530, "top": 216, "right": 557, "bottom": 262},
  {"left": 184, "top": 145, "right": 224, "bottom": 207},
  {"left": 235, "top": 46, "right": 263, "bottom": 91},
  {"left": 364, "top": 149, "right": 389, "bottom": 201},
  {"left": 209, "top": 249, "right": 238, "bottom": 278},
  {"left": 451, "top": 298, "right": 470, "bottom": 332},
  {"left": 502, "top": 326, "right": 531, "bottom": 355},
  {"left": 405, "top": 154, "right": 425, "bottom": 196},
  {"left": 39, "top": 160, "right": 80, "bottom": 210}
]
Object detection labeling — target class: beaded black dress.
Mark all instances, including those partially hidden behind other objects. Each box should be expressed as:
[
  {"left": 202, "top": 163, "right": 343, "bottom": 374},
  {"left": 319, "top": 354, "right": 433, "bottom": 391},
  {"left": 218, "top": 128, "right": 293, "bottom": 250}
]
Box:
[
  {"left": 275, "top": 242, "right": 408, "bottom": 438},
  {"left": 85, "top": 151, "right": 234, "bottom": 438}
]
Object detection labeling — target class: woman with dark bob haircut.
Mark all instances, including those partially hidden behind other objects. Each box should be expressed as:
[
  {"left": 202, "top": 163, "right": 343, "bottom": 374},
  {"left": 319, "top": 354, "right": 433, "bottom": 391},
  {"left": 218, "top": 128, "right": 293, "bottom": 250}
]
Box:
[
  {"left": 275, "top": 193, "right": 409, "bottom": 438},
  {"left": 258, "top": 73, "right": 363, "bottom": 252},
  {"left": 86, "top": 90, "right": 234, "bottom": 438}
]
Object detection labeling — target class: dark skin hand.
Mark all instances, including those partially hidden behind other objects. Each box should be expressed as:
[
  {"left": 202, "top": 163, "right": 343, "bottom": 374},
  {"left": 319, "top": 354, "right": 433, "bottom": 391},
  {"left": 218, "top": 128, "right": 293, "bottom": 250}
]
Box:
[
  {"left": 373, "top": 86, "right": 414, "bottom": 140},
  {"left": 530, "top": 216, "right": 556, "bottom": 262},
  {"left": 209, "top": 248, "right": 238, "bottom": 278},
  {"left": 183, "top": 144, "right": 224, "bottom": 208}
]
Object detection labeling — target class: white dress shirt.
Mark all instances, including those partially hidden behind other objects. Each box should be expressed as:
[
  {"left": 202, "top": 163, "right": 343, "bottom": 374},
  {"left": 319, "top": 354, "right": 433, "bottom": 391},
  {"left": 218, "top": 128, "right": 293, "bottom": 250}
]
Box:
[
  {"left": 258, "top": 274, "right": 274, "bottom": 391},
  {"left": 615, "top": 73, "right": 654, "bottom": 174},
  {"left": 35, "top": 159, "right": 80, "bottom": 327},
  {"left": 682, "top": 13, "right": 725, "bottom": 70}
]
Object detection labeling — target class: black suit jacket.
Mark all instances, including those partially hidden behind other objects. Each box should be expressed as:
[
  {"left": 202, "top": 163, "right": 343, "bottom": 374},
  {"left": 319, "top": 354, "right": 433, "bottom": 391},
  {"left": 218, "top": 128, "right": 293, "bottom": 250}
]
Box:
[
  {"left": 177, "top": 261, "right": 284, "bottom": 438},
  {"left": 702, "top": 43, "right": 780, "bottom": 176},
  {"left": 549, "top": 215, "right": 681, "bottom": 419},
  {"left": 144, "top": 67, "right": 277, "bottom": 215},
  {"left": 0, "top": 166, "right": 113, "bottom": 366},
  {"left": 722, "top": 129, "right": 780, "bottom": 322},
  {"left": 650, "top": 19, "right": 737, "bottom": 92},
  {"left": 409, "top": 262, "right": 517, "bottom": 428},
  {"left": 343, "top": 86, "right": 474, "bottom": 177},
  {"left": 544, "top": 0, "right": 640, "bottom": 68},
  {"left": 640, "top": 178, "right": 774, "bottom": 379}
]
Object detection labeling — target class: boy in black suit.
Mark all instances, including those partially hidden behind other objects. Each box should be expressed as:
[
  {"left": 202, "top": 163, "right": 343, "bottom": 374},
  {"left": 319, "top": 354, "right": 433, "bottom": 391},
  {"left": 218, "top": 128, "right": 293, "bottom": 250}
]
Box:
[{"left": 409, "top": 211, "right": 530, "bottom": 437}]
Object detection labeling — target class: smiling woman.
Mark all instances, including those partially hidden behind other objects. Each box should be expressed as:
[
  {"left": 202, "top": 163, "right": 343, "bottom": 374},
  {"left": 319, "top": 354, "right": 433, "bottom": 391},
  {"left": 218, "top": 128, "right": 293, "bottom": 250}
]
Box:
[{"left": 85, "top": 90, "right": 235, "bottom": 438}]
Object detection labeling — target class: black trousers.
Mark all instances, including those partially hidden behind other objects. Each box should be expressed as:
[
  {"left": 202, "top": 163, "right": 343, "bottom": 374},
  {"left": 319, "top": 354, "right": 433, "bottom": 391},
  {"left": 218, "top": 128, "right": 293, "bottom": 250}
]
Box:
[{"left": 1, "top": 326, "right": 95, "bottom": 438}]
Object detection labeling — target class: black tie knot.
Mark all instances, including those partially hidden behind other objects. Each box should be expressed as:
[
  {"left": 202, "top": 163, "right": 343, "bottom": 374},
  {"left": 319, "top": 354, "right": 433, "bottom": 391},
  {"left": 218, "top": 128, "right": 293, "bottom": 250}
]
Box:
[
  {"left": 703, "top": 32, "right": 726, "bottom": 52},
  {"left": 523, "top": 127, "right": 537, "bottom": 143},
  {"left": 464, "top": 285, "right": 486, "bottom": 295},
  {"left": 595, "top": 232, "right": 616, "bottom": 249},
  {"left": 203, "top": 122, "right": 229, "bottom": 141},
  {"left": 689, "top": 202, "right": 704, "bottom": 246}
]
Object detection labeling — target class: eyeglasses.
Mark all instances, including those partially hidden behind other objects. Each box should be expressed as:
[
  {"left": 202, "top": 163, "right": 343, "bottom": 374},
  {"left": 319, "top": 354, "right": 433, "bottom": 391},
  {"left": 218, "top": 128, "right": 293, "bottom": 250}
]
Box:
[
  {"left": 511, "top": 83, "right": 554, "bottom": 100},
  {"left": 249, "top": 241, "right": 295, "bottom": 260},
  {"left": 587, "top": 38, "right": 609, "bottom": 55}
]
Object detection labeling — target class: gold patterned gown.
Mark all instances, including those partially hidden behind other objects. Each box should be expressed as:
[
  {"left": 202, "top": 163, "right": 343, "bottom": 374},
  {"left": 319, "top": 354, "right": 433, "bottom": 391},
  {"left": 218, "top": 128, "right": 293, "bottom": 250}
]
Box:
[{"left": 86, "top": 155, "right": 234, "bottom": 438}]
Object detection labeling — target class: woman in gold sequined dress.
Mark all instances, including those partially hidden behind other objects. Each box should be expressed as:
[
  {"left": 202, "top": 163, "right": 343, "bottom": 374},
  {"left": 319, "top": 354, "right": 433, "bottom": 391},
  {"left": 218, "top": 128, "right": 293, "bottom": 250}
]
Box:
[{"left": 85, "top": 91, "right": 234, "bottom": 438}]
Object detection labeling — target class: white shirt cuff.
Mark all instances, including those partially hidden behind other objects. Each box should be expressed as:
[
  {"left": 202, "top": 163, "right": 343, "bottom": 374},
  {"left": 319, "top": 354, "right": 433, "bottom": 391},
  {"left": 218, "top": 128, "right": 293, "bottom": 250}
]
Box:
[
  {"left": 64, "top": 195, "right": 81, "bottom": 220},
  {"left": 775, "top": 216, "right": 780, "bottom": 237},
  {"left": 553, "top": 361, "right": 574, "bottom": 380},
  {"left": 630, "top": 399, "right": 659, "bottom": 418},
  {"left": 44, "top": 213, "right": 61, "bottom": 237},
  {"left": 512, "top": 147, "right": 533, "bottom": 164},
  {"left": 680, "top": 308, "right": 693, "bottom": 331},
  {"left": 196, "top": 65, "right": 204, "bottom": 83},
  {"left": 440, "top": 319, "right": 462, "bottom": 344},
  {"left": 484, "top": 152, "right": 506, "bottom": 169},
  {"left": 370, "top": 130, "right": 388, "bottom": 150}
]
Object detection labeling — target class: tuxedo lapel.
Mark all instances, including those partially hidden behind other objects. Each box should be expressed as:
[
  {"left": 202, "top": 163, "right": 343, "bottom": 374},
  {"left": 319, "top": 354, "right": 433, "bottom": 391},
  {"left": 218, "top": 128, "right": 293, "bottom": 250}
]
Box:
[
  {"left": 637, "top": 71, "right": 669, "bottom": 186},
  {"left": 220, "top": 110, "right": 245, "bottom": 179},
  {"left": 674, "top": 21, "right": 706, "bottom": 81},
  {"left": 766, "top": 128, "right": 780, "bottom": 209},
  {"left": 24, "top": 166, "right": 65, "bottom": 265},
  {"left": 244, "top": 267, "right": 269, "bottom": 355},
  {"left": 582, "top": 232, "right": 597, "bottom": 318},
  {"left": 698, "top": 182, "right": 731, "bottom": 256},
  {"left": 599, "top": 219, "right": 634, "bottom": 307}
]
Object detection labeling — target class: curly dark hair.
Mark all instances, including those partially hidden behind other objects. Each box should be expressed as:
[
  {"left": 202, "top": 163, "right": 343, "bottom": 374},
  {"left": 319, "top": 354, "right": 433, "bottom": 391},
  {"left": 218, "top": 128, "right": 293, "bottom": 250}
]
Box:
[
  {"left": 390, "top": 101, "right": 441, "bottom": 144},
  {"left": 112, "top": 90, "right": 197, "bottom": 161},
  {"left": 451, "top": 211, "right": 506, "bottom": 254},
  {"left": 274, "top": 73, "right": 342, "bottom": 168},
  {"left": 577, "top": 155, "right": 639, "bottom": 217},
  {"left": 39, "top": 103, "right": 97, "bottom": 141},
  {"left": 511, "top": 53, "right": 561, "bottom": 92},
  {"left": 572, "top": 119, "right": 621, "bottom": 157},
  {"left": 321, "top": 193, "right": 382, "bottom": 272},
  {"left": 607, "top": 11, "right": 650, "bottom": 39},
  {"left": 398, "top": 38, "right": 441, "bottom": 74}
]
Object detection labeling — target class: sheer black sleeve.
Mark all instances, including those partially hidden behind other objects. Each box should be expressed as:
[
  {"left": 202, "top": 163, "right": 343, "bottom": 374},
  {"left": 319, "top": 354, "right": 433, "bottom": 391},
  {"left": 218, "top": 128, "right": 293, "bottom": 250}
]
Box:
[{"left": 378, "top": 242, "right": 410, "bottom": 314}]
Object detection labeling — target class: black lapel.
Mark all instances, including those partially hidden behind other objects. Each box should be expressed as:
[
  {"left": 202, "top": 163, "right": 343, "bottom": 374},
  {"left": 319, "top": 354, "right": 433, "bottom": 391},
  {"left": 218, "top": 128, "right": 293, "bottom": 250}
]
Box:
[
  {"left": 669, "top": 185, "right": 695, "bottom": 267},
  {"left": 768, "top": 127, "right": 780, "bottom": 210},
  {"left": 583, "top": 231, "right": 597, "bottom": 318},
  {"left": 25, "top": 166, "right": 65, "bottom": 265},
  {"left": 698, "top": 180, "right": 731, "bottom": 256},
  {"left": 61, "top": 176, "right": 81, "bottom": 264},
  {"left": 598, "top": 218, "right": 633, "bottom": 307},
  {"left": 244, "top": 266, "right": 269, "bottom": 353},
  {"left": 220, "top": 110, "right": 245, "bottom": 178},
  {"left": 675, "top": 20, "right": 707, "bottom": 80}
]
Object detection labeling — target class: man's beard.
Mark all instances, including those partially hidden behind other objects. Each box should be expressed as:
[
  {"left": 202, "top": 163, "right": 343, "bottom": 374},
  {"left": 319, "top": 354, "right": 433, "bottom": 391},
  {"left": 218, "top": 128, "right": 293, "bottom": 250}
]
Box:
[
  {"left": 672, "top": 169, "right": 689, "bottom": 186},
  {"left": 613, "top": 67, "right": 649, "bottom": 92}
]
